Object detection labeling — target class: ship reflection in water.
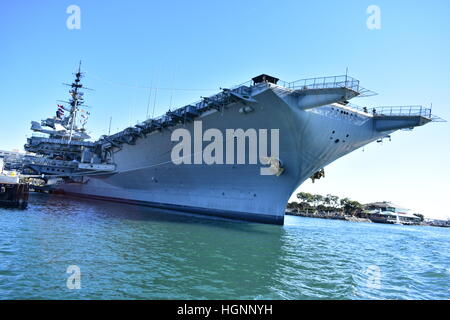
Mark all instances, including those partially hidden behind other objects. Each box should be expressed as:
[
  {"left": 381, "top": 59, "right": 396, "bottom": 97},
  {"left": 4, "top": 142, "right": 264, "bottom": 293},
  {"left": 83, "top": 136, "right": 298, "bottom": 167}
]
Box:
[{"left": 0, "top": 193, "right": 448, "bottom": 300}]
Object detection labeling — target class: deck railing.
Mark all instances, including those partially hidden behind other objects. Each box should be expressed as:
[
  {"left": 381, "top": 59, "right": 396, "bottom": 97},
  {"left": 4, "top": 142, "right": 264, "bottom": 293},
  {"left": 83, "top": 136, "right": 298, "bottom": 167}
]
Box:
[
  {"left": 110, "top": 75, "right": 380, "bottom": 143},
  {"left": 240, "top": 74, "right": 376, "bottom": 97},
  {"left": 285, "top": 75, "right": 361, "bottom": 92},
  {"left": 348, "top": 104, "right": 432, "bottom": 118},
  {"left": 23, "top": 156, "right": 77, "bottom": 168},
  {"left": 372, "top": 106, "right": 432, "bottom": 117},
  {"left": 28, "top": 136, "right": 94, "bottom": 147}
]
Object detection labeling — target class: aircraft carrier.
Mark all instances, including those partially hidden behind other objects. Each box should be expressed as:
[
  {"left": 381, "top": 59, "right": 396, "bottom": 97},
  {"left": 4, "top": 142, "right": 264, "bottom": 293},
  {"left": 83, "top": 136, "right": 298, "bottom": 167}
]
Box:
[{"left": 22, "top": 65, "right": 441, "bottom": 224}]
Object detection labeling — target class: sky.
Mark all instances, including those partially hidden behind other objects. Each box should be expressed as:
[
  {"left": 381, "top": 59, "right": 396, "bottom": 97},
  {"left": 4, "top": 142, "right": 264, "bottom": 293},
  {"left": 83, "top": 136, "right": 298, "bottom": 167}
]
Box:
[{"left": 1, "top": 0, "right": 449, "bottom": 219}]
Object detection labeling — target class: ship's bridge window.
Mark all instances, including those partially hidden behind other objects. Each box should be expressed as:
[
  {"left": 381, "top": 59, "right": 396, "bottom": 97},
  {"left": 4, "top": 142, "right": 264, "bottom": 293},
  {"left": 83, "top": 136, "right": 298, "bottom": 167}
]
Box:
[{"left": 251, "top": 74, "right": 279, "bottom": 85}]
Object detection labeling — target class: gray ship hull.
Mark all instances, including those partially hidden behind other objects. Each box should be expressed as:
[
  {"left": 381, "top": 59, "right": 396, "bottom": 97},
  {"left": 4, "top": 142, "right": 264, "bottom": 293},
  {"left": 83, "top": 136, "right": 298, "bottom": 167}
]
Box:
[{"left": 57, "top": 84, "right": 404, "bottom": 224}]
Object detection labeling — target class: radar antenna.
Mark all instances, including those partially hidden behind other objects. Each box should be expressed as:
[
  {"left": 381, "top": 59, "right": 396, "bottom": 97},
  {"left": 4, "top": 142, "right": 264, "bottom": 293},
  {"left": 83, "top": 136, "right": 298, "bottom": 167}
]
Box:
[{"left": 65, "top": 61, "right": 92, "bottom": 142}]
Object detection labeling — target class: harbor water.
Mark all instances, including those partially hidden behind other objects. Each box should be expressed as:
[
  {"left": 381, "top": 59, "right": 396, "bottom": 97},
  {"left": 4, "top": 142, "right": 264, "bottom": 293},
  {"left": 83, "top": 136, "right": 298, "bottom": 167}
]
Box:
[{"left": 0, "top": 193, "right": 448, "bottom": 300}]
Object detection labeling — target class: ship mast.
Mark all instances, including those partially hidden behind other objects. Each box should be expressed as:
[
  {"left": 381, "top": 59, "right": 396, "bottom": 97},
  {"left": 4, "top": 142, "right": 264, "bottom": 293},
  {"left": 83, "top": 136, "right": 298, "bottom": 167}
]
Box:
[{"left": 67, "top": 61, "right": 85, "bottom": 142}]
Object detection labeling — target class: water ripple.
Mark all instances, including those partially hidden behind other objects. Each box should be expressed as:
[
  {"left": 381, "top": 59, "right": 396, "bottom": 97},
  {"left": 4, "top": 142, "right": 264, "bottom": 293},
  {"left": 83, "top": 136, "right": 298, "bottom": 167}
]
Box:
[{"left": 0, "top": 193, "right": 448, "bottom": 299}]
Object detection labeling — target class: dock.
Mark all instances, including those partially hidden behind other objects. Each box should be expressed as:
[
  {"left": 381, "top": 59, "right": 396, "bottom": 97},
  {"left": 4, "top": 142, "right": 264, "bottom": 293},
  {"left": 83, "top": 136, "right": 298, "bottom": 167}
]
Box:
[
  {"left": 0, "top": 182, "right": 29, "bottom": 209},
  {"left": 0, "top": 158, "right": 29, "bottom": 209}
]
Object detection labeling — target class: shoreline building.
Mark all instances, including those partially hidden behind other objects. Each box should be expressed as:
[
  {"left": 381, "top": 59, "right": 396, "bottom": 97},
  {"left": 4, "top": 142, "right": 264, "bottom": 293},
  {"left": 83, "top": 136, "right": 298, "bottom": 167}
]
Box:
[
  {"left": 0, "top": 149, "right": 26, "bottom": 171},
  {"left": 424, "top": 218, "right": 450, "bottom": 228},
  {"left": 365, "top": 202, "right": 422, "bottom": 225}
]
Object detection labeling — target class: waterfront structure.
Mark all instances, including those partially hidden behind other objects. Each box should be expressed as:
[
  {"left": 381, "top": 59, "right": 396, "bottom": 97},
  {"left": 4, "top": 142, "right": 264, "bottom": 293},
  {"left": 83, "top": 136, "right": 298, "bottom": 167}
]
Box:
[
  {"left": 365, "top": 202, "right": 422, "bottom": 225},
  {"left": 21, "top": 66, "right": 441, "bottom": 224},
  {"left": 0, "top": 158, "right": 29, "bottom": 208},
  {"left": 424, "top": 218, "right": 450, "bottom": 228},
  {"left": 0, "top": 149, "right": 25, "bottom": 169},
  {"left": 0, "top": 149, "right": 22, "bottom": 159}
]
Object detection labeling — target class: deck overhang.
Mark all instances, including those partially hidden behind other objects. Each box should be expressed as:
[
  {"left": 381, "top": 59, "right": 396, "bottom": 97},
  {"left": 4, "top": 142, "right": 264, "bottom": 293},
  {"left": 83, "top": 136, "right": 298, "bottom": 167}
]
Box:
[{"left": 374, "top": 115, "right": 432, "bottom": 131}]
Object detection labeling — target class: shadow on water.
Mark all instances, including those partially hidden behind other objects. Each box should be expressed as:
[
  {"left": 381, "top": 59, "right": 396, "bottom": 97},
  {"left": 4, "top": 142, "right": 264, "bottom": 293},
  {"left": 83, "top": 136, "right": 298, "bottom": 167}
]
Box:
[
  {"left": 28, "top": 192, "right": 280, "bottom": 235},
  {"left": 17, "top": 192, "right": 289, "bottom": 299}
]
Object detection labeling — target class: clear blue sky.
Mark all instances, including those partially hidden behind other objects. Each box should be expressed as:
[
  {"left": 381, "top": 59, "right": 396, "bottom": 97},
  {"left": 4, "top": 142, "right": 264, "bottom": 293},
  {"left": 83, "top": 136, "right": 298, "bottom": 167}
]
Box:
[{"left": 1, "top": 1, "right": 449, "bottom": 219}]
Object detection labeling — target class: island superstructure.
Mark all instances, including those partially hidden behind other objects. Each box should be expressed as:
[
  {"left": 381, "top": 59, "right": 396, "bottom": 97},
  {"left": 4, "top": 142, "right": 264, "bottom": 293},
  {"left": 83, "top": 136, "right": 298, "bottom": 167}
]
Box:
[
  {"left": 23, "top": 66, "right": 441, "bottom": 224},
  {"left": 23, "top": 64, "right": 115, "bottom": 178}
]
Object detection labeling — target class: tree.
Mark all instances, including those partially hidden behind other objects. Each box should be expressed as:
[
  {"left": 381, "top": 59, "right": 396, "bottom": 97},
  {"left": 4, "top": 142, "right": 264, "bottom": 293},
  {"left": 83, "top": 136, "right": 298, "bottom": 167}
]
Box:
[
  {"left": 286, "top": 202, "right": 298, "bottom": 210},
  {"left": 296, "top": 192, "right": 316, "bottom": 213},
  {"left": 323, "top": 194, "right": 331, "bottom": 208},
  {"left": 329, "top": 195, "right": 340, "bottom": 209},
  {"left": 340, "top": 198, "right": 363, "bottom": 216},
  {"left": 297, "top": 192, "right": 312, "bottom": 204},
  {"left": 340, "top": 198, "right": 350, "bottom": 212},
  {"left": 297, "top": 192, "right": 313, "bottom": 206},
  {"left": 312, "top": 194, "right": 324, "bottom": 207}
]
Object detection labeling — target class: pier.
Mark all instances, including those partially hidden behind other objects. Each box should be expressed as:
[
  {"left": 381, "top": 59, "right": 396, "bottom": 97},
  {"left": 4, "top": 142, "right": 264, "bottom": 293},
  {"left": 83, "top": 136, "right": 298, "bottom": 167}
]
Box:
[
  {"left": 0, "top": 158, "right": 29, "bottom": 209},
  {"left": 0, "top": 183, "right": 29, "bottom": 209}
]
